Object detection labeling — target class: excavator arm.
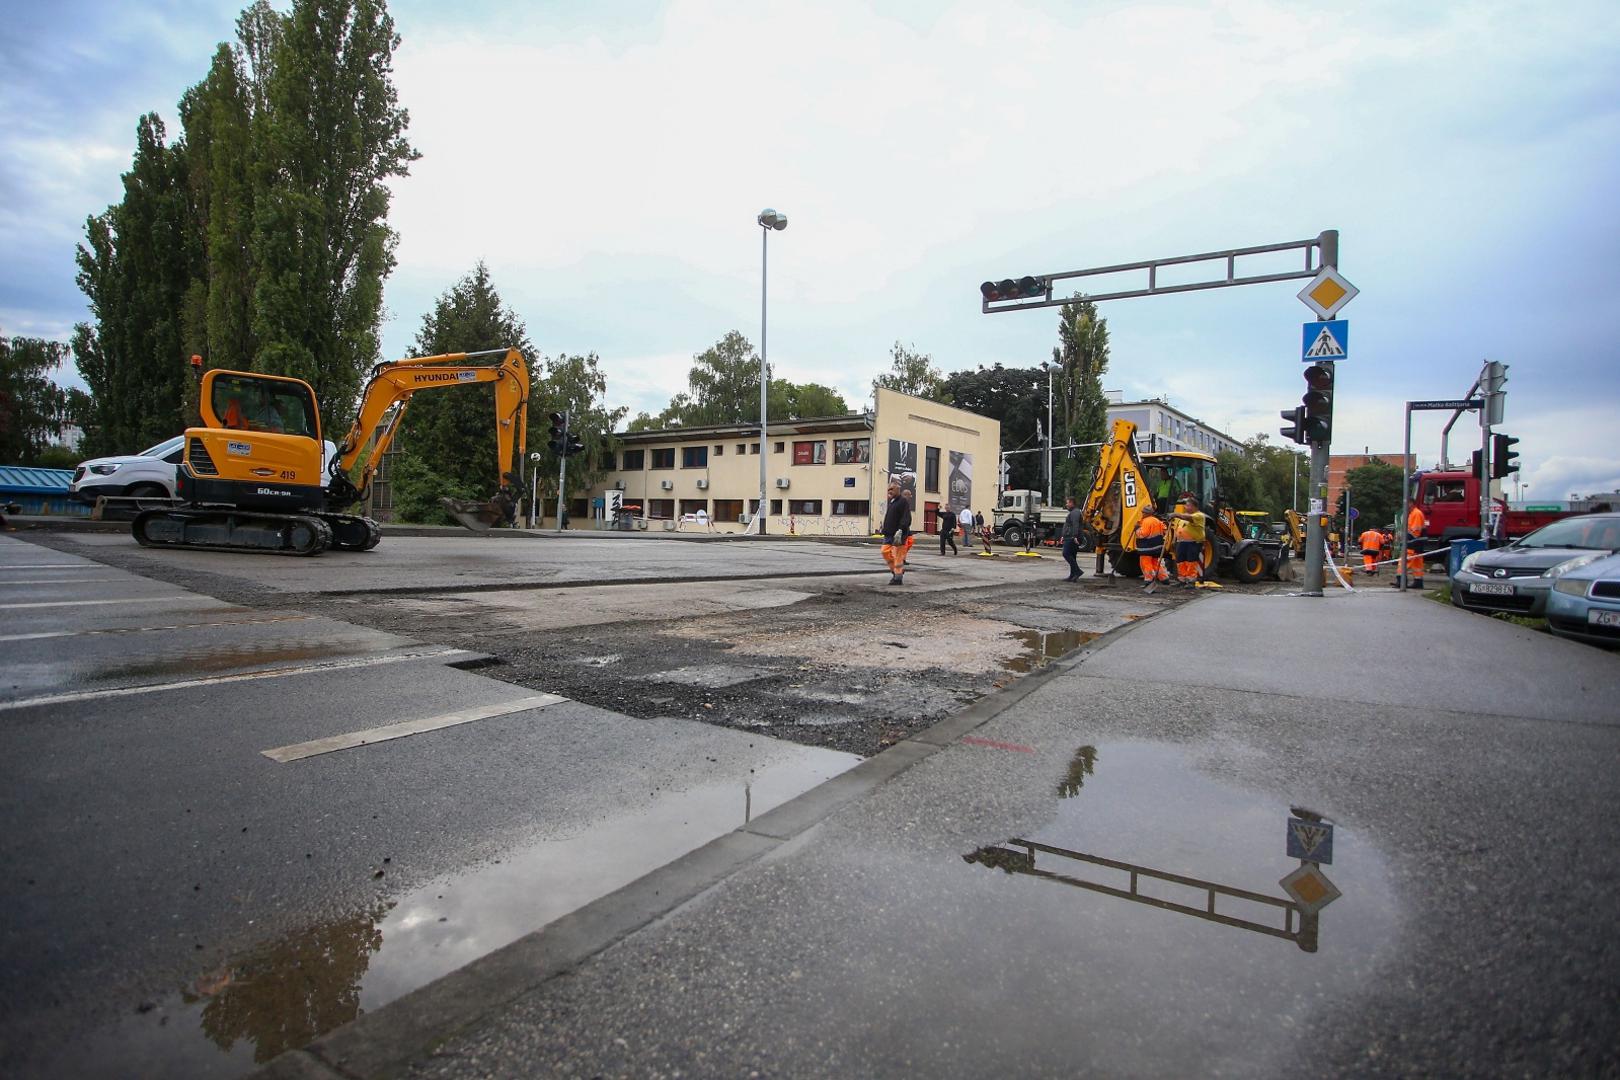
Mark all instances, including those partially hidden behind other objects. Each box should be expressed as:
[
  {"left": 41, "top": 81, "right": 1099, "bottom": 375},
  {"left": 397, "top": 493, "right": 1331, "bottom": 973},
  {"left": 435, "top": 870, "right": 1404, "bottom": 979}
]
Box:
[
  {"left": 1079, "top": 418, "right": 1155, "bottom": 556},
  {"left": 326, "top": 348, "right": 529, "bottom": 517}
]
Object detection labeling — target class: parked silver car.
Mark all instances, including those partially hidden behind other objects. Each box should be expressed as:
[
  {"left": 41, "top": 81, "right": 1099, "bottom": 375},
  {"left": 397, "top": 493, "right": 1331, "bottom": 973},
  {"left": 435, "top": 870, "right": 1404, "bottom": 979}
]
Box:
[
  {"left": 69, "top": 436, "right": 184, "bottom": 504},
  {"left": 1451, "top": 512, "right": 1620, "bottom": 617},
  {"left": 1544, "top": 550, "right": 1620, "bottom": 647}
]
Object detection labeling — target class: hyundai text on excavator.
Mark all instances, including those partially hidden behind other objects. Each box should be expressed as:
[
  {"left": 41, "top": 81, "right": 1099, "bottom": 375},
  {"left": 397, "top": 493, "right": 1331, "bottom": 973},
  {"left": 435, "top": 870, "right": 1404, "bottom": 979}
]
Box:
[
  {"left": 1078, "top": 418, "right": 1286, "bottom": 582},
  {"left": 132, "top": 347, "right": 529, "bottom": 556}
]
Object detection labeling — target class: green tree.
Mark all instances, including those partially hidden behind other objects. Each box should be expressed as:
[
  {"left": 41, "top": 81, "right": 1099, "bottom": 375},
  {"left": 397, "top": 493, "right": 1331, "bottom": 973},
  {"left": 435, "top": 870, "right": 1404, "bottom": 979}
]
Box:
[
  {"left": 777, "top": 382, "right": 848, "bottom": 419},
  {"left": 872, "top": 341, "right": 948, "bottom": 402},
  {"left": 1344, "top": 458, "right": 1405, "bottom": 530},
  {"left": 941, "top": 363, "right": 1045, "bottom": 492},
  {"left": 1216, "top": 434, "right": 1307, "bottom": 519},
  {"left": 399, "top": 263, "right": 536, "bottom": 508},
  {"left": 1050, "top": 296, "right": 1110, "bottom": 500},
  {"left": 250, "top": 0, "right": 419, "bottom": 430},
  {"left": 530, "top": 351, "right": 627, "bottom": 508},
  {"left": 0, "top": 333, "right": 81, "bottom": 465}
]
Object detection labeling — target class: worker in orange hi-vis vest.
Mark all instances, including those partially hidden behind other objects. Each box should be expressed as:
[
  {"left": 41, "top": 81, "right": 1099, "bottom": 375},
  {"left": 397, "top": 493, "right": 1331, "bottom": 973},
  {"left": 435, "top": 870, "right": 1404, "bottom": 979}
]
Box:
[
  {"left": 1134, "top": 504, "right": 1170, "bottom": 594},
  {"left": 1400, "top": 503, "right": 1429, "bottom": 590},
  {"left": 1358, "top": 525, "right": 1385, "bottom": 576}
]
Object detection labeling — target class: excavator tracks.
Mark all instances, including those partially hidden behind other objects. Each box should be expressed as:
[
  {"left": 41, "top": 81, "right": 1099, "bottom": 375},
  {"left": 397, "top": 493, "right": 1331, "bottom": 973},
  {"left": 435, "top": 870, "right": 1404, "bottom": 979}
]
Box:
[
  {"left": 133, "top": 508, "right": 335, "bottom": 556},
  {"left": 321, "top": 513, "right": 383, "bottom": 551}
]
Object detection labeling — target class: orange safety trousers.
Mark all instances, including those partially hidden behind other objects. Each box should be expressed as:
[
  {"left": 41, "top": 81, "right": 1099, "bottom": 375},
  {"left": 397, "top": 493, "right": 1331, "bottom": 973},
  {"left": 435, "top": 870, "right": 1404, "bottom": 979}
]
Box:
[
  {"left": 882, "top": 535, "right": 915, "bottom": 574},
  {"left": 1139, "top": 555, "right": 1169, "bottom": 581},
  {"left": 1176, "top": 559, "right": 1202, "bottom": 580},
  {"left": 1362, "top": 551, "right": 1378, "bottom": 572}
]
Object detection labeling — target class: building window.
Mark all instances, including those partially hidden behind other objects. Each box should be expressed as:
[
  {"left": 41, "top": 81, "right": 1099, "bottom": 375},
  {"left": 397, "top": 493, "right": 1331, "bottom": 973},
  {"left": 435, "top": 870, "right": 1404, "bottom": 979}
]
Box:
[
  {"left": 788, "top": 499, "right": 822, "bottom": 515},
  {"left": 831, "top": 500, "right": 870, "bottom": 516},
  {"left": 646, "top": 498, "right": 674, "bottom": 519},
  {"left": 650, "top": 448, "right": 675, "bottom": 469},
  {"left": 621, "top": 448, "right": 645, "bottom": 471},
  {"left": 713, "top": 499, "right": 743, "bottom": 521},
  {"left": 833, "top": 438, "right": 870, "bottom": 464},
  {"left": 750, "top": 443, "right": 761, "bottom": 454},
  {"left": 715, "top": 444, "right": 724, "bottom": 456},
  {"left": 773, "top": 441, "right": 785, "bottom": 454},
  {"left": 736, "top": 442, "right": 749, "bottom": 454},
  {"left": 792, "top": 440, "right": 826, "bottom": 465},
  {"left": 924, "top": 446, "right": 940, "bottom": 492},
  {"left": 569, "top": 497, "right": 589, "bottom": 519},
  {"left": 770, "top": 499, "right": 782, "bottom": 515},
  {"left": 682, "top": 446, "right": 708, "bottom": 468},
  {"left": 679, "top": 498, "right": 708, "bottom": 516}
]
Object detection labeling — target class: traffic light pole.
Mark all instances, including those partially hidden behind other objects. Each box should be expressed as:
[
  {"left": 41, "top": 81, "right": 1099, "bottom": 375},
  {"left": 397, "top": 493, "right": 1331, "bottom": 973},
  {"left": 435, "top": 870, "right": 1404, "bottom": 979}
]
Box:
[
  {"left": 1479, "top": 417, "right": 1492, "bottom": 543},
  {"left": 555, "top": 410, "right": 569, "bottom": 533}
]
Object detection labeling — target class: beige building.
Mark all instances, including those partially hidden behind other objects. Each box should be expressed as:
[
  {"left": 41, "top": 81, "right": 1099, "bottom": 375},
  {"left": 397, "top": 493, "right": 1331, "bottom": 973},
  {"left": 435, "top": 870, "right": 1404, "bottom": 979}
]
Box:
[{"left": 580, "top": 388, "right": 1001, "bottom": 536}]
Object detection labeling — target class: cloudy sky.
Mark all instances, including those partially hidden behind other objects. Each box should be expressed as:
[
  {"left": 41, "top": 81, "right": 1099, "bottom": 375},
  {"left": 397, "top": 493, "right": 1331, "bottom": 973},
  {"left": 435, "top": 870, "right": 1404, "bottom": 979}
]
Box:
[{"left": 3, "top": 0, "right": 1617, "bottom": 500}]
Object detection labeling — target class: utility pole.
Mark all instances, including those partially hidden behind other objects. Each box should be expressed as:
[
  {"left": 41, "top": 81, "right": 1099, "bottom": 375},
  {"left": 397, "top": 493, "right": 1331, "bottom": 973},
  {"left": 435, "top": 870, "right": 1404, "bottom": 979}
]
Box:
[{"left": 1300, "top": 231, "right": 1339, "bottom": 597}]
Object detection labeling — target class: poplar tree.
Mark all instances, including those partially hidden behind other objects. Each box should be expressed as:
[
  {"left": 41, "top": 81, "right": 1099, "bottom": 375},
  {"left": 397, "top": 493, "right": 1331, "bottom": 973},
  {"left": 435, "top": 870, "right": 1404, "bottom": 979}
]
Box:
[{"left": 1051, "top": 296, "right": 1110, "bottom": 499}]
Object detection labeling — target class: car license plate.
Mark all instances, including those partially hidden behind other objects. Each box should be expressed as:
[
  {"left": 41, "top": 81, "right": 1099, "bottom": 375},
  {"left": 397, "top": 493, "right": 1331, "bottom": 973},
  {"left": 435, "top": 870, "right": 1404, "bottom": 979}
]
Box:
[
  {"left": 1590, "top": 609, "right": 1620, "bottom": 627},
  {"left": 1469, "top": 582, "right": 1514, "bottom": 595}
]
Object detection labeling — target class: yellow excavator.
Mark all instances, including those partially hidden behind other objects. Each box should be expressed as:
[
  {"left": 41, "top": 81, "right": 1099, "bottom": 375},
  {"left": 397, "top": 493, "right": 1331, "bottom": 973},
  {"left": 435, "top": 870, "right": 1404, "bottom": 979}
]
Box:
[
  {"left": 1079, "top": 418, "right": 1286, "bottom": 582},
  {"left": 133, "top": 347, "right": 529, "bottom": 556}
]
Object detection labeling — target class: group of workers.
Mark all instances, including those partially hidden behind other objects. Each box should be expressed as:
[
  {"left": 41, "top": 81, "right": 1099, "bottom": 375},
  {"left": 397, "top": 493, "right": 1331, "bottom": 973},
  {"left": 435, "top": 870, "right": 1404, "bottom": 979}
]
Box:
[
  {"left": 1351, "top": 503, "right": 1429, "bottom": 588},
  {"left": 1127, "top": 495, "right": 1211, "bottom": 594}
]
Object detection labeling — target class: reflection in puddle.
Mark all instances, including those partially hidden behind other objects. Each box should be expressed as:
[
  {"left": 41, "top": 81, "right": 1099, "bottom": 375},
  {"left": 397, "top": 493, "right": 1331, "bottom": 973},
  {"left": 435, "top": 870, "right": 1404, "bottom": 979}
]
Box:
[
  {"left": 1001, "top": 628, "right": 1100, "bottom": 672},
  {"left": 58, "top": 748, "right": 858, "bottom": 1078}
]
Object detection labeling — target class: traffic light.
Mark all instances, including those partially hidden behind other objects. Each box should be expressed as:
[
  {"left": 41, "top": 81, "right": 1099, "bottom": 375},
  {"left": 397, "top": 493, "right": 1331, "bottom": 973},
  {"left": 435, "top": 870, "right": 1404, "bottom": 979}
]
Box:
[
  {"left": 1334, "top": 489, "right": 1348, "bottom": 520},
  {"left": 980, "top": 276, "right": 1048, "bottom": 303},
  {"left": 547, "top": 411, "right": 568, "bottom": 455},
  {"left": 564, "top": 432, "right": 586, "bottom": 457},
  {"left": 1301, "top": 363, "right": 1334, "bottom": 444},
  {"left": 1279, "top": 405, "right": 1306, "bottom": 445},
  {"left": 1492, "top": 433, "right": 1519, "bottom": 479},
  {"left": 1470, "top": 449, "right": 1485, "bottom": 481}
]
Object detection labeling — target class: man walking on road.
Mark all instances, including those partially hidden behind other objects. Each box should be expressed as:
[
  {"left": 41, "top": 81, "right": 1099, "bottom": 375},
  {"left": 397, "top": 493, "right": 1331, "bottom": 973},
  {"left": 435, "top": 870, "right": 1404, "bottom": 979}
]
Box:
[
  {"left": 1358, "top": 524, "right": 1384, "bottom": 576},
  {"left": 1135, "top": 504, "right": 1170, "bottom": 593},
  {"left": 939, "top": 503, "right": 958, "bottom": 556},
  {"left": 881, "top": 481, "right": 914, "bottom": 586},
  {"left": 1060, "top": 496, "right": 1085, "bottom": 582}
]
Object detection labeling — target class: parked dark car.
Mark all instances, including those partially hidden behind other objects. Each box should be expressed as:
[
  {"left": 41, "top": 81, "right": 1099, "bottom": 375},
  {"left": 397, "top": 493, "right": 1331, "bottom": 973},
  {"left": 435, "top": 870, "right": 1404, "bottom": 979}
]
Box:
[{"left": 1450, "top": 512, "right": 1620, "bottom": 616}]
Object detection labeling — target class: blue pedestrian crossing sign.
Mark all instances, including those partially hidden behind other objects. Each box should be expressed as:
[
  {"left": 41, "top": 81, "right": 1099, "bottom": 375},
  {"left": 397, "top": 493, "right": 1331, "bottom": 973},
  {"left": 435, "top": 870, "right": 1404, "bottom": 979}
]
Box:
[
  {"left": 1287, "top": 816, "right": 1334, "bottom": 864},
  {"left": 1302, "top": 320, "right": 1348, "bottom": 361}
]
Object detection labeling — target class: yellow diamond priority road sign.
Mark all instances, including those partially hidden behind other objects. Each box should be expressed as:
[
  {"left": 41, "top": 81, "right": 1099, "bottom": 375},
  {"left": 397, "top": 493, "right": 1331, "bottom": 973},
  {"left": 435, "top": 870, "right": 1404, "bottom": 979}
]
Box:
[
  {"left": 1297, "top": 266, "right": 1359, "bottom": 320},
  {"left": 1279, "top": 863, "right": 1342, "bottom": 915}
]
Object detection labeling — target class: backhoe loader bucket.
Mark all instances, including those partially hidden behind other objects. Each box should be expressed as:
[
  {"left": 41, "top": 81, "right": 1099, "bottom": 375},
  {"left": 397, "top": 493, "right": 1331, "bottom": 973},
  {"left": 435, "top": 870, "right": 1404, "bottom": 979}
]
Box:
[{"left": 440, "top": 497, "right": 506, "bottom": 533}]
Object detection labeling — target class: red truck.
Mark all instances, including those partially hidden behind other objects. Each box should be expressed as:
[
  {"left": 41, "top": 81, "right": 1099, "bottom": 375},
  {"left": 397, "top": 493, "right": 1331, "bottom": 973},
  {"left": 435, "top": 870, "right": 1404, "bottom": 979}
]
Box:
[{"left": 1411, "top": 470, "right": 1576, "bottom": 543}]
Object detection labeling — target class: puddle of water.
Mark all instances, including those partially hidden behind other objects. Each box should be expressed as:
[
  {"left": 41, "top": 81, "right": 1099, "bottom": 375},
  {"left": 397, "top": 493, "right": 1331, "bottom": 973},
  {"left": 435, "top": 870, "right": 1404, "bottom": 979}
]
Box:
[
  {"left": 93, "top": 642, "right": 343, "bottom": 680},
  {"left": 47, "top": 747, "right": 860, "bottom": 1078},
  {"left": 1000, "top": 628, "right": 1100, "bottom": 672},
  {"left": 953, "top": 740, "right": 1400, "bottom": 1075}
]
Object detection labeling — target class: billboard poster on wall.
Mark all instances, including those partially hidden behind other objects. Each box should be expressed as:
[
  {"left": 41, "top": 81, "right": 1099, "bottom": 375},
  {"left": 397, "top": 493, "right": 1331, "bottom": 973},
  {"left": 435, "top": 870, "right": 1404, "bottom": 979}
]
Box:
[
  {"left": 887, "top": 439, "right": 917, "bottom": 517},
  {"left": 948, "top": 451, "right": 972, "bottom": 511}
]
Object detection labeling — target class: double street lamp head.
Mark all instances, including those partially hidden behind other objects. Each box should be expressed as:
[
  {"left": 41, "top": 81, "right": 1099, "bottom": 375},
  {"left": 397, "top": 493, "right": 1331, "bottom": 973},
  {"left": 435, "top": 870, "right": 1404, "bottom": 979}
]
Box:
[{"left": 757, "top": 208, "right": 788, "bottom": 231}]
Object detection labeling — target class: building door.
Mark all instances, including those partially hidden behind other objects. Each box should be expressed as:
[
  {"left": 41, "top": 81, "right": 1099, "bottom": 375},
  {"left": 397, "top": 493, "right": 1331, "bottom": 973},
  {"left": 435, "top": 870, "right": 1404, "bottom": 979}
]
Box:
[{"left": 923, "top": 500, "right": 939, "bottom": 534}]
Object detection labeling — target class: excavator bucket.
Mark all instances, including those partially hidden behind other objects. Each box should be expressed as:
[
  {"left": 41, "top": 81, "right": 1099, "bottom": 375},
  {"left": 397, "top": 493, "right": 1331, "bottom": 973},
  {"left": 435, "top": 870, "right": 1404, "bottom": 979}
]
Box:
[{"left": 440, "top": 497, "right": 506, "bottom": 533}]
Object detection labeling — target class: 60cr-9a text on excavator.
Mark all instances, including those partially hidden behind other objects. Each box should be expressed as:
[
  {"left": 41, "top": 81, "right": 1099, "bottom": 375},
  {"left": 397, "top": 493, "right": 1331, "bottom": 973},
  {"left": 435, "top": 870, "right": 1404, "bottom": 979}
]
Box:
[
  {"left": 133, "top": 347, "right": 529, "bottom": 556},
  {"left": 1079, "top": 418, "right": 1286, "bottom": 582}
]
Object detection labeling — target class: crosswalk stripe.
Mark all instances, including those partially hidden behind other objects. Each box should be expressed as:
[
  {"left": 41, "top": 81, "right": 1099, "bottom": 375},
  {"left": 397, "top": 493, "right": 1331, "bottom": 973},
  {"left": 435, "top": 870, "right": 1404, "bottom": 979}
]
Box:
[{"left": 261, "top": 694, "right": 568, "bottom": 762}]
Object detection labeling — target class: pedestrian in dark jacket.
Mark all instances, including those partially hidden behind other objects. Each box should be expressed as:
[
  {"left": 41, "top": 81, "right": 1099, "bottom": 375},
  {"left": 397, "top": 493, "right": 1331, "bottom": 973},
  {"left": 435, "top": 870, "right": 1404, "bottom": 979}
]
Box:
[
  {"left": 880, "top": 481, "right": 914, "bottom": 585},
  {"left": 1060, "top": 496, "right": 1085, "bottom": 581},
  {"left": 939, "top": 502, "right": 958, "bottom": 556}
]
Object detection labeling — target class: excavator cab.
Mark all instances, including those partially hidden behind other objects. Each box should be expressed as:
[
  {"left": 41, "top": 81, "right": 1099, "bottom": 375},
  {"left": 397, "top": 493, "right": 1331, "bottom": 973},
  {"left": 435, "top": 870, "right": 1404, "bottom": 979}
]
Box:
[
  {"left": 1141, "top": 453, "right": 1218, "bottom": 514},
  {"left": 181, "top": 370, "right": 328, "bottom": 513}
]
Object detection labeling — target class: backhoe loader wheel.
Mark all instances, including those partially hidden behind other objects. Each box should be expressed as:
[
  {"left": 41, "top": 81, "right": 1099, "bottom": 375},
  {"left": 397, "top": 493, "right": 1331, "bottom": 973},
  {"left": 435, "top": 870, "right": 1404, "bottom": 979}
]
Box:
[{"left": 1232, "top": 545, "right": 1267, "bottom": 583}]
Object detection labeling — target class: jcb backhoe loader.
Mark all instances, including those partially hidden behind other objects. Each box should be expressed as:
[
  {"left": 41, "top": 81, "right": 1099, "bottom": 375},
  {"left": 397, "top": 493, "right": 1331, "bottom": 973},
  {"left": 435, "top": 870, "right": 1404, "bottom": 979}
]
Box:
[
  {"left": 133, "top": 347, "right": 529, "bottom": 556},
  {"left": 1078, "top": 418, "right": 1285, "bottom": 582}
]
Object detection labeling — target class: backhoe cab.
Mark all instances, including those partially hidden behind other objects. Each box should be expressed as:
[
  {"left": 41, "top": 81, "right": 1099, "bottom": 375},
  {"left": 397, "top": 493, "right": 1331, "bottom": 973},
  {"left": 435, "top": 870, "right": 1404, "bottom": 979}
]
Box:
[{"left": 133, "top": 347, "right": 529, "bottom": 556}]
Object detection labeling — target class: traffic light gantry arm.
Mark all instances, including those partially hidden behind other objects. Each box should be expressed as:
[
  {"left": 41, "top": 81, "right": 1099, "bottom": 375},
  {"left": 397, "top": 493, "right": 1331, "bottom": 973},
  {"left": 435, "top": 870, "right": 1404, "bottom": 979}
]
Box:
[{"left": 331, "top": 347, "right": 530, "bottom": 500}]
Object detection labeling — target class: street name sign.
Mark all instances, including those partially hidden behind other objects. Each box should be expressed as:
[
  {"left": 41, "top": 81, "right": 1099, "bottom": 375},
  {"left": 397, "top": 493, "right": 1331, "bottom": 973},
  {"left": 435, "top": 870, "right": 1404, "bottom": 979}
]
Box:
[
  {"left": 1286, "top": 817, "right": 1334, "bottom": 864},
  {"left": 1279, "top": 863, "right": 1342, "bottom": 914},
  {"left": 1302, "top": 320, "right": 1348, "bottom": 361},
  {"left": 1410, "top": 399, "right": 1480, "bottom": 411},
  {"left": 1297, "top": 267, "right": 1359, "bottom": 319}
]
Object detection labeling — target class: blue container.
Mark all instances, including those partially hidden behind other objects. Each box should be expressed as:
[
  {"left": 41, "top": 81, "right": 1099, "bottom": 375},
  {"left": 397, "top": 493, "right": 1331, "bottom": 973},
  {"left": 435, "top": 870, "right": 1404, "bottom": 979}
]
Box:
[{"left": 1448, "top": 538, "right": 1488, "bottom": 578}]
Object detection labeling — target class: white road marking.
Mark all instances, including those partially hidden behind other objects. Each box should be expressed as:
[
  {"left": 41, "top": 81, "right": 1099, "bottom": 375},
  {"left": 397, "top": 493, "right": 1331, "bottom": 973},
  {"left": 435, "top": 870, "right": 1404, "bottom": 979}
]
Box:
[
  {"left": 0, "top": 596, "right": 194, "bottom": 610},
  {"left": 261, "top": 694, "right": 567, "bottom": 762},
  {"left": 0, "top": 577, "right": 123, "bottom": 586},
  {"left": 0, "top": 613, "right": 314, "bottom": 644},
  {"left": 0, "top": 564, "right": 100, "bottom": 570},
  {"left": 0, "top": 648, "right": 470, "bottom": 713}
]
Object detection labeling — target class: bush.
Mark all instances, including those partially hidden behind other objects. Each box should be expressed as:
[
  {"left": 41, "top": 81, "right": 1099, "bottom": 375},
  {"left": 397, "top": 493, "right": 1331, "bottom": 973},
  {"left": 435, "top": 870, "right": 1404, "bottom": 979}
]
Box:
[{"left": 390, "top": 453, "right": 482, "bottom": 526}]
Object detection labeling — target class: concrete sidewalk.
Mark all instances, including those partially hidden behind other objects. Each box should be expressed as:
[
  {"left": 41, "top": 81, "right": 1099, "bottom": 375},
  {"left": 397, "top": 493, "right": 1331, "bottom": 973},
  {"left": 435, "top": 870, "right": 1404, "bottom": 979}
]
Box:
[{"left": 258, "top": 589, "right": 1620, "bottom": 1079}]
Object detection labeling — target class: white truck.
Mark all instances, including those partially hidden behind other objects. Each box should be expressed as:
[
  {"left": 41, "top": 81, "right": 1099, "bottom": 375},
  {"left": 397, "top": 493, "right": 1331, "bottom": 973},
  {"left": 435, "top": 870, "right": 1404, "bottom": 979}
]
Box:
[{"left": 992, "top": 488, "right": 1072, "bottom": 547}]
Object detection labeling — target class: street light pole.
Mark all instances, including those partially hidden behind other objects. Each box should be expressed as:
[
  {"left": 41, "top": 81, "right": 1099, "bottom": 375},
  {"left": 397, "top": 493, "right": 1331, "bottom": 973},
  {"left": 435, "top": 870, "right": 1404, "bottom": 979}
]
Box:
[
  {"left": 755, "top": 208, "right": 788, "bottom": 535},
  {"left": 1041, "top": 361, "right": 1054, "bottom": 505}
]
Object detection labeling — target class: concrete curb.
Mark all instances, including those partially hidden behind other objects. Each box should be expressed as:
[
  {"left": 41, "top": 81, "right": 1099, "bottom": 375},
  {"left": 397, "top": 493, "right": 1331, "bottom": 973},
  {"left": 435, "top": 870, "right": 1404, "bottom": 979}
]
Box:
[{"left": 250, "top": 602, "right": 1176, "bottom": 1080}]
